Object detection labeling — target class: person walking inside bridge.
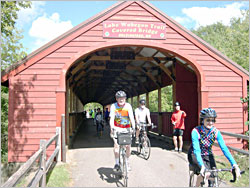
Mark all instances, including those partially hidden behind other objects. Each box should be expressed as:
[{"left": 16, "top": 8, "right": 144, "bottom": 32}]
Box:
[
  {"left": 171, "top": 101, "right": 186, "bottom": 153},
  {"left": 109, "top": 90, "right": 135, "bottom": 172}
]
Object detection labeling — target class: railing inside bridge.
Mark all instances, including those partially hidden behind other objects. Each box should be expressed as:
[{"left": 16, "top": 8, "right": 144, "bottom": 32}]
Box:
[{"left": 1, "top": 127, "right": 61, "bottom": 187}]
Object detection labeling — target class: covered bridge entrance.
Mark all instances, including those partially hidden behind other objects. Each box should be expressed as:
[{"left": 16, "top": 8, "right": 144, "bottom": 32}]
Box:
[{"left": 1, "top": 1, "right": 248, "bottom": 162}]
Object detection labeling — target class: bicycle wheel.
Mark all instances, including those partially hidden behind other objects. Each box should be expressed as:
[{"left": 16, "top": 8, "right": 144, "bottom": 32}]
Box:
[
  {"left": 122, "top": 155, "right": 128, "bottom": 187},
  {"left": 142, "top": 137, "right": 151, "bottom": 160}
]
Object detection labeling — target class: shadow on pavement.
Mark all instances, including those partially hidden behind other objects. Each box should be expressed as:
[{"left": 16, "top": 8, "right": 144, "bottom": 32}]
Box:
[{"left": 97, "top": 167, "right": 124, "bottom": 187}]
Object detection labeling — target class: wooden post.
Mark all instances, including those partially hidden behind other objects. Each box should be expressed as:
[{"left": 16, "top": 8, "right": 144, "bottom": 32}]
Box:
[
  {"left": 158, "top": 88, "right": 162, "bottom": 135},
  {"left": 146, "top": 92, "right": 149, "bottom": 108},
  {"left": 131, "top": 97, "right": 134, "bottom": 109},
  {"left": 172, "top": 61, "right": 176, "bottom": 109},
  {"left": 56, "top": 127, "right": 61, "bottom": 162},
  {"left": 39, "top": 140, "right": 46, "bottom": 187},
  {"left": 61, "top": 114, "right": 66, "bottom": 162},
  {"left": 66, "top": 80, "right": 70, "bottom": 145}
]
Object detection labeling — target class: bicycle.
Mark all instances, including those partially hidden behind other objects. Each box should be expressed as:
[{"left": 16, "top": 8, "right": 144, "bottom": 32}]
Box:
[
  {"left": 189, "top": 165, "right": 245, "bottom": 187},
  {"left": 113, "top": 129, "right": 133, "bottom": 187},
  {"left": 136, "top": 123, "right": 156, "bottom": 160}
]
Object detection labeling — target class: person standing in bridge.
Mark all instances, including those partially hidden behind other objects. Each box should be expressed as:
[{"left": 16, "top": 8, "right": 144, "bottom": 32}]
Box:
[
  {"left": 109, "top": 90, "right": 135, "bottom": 172},
  {"left": 171, "top": 101, "right": 186, "bottom": 153}
]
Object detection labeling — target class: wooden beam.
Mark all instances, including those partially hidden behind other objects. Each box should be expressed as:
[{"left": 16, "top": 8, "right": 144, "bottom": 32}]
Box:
[{"left": 89, "top": 56, "right": 168, "bottom": 61}]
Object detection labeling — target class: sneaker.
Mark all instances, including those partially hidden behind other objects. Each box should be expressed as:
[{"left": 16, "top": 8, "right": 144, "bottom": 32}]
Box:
[
  {"left": 113, "top": 164, "right": 120, "bottom": 172},
  {"left": 172, "top": 148, "right": 178, "bottom": 152},
  {"left": 178, "top": 149, "right": 182, "bottom": 153},
  {"left": 135, "top": 138, "right": 139, "bottom": 144}
]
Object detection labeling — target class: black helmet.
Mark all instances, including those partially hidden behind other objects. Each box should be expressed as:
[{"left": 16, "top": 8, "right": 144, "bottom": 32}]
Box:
[
  {"left": 115, "top": 90, "right": 127, "bottom": 98},
  {"left": 175, "top": 101, "right": 180, "bottom": 106},
  {"left": 200, "top": 108, "right": 217, "bottom": 119},
  {"left": 139, "top": 99, "right": 146, "bottom": 105}
]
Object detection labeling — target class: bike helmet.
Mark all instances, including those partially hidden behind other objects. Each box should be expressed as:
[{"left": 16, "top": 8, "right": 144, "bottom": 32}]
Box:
[
  {"left": 200, "top": 108, "right": 217, "bottom": 119},
  {"left": 139, "top": 99, "right": 146, "bottom": 105},
  {"left": 115, "top": 90, "right": 127, "bottom": 98},
  {"left": 175, "top": 101, "right": 180, "bottom": 106}
]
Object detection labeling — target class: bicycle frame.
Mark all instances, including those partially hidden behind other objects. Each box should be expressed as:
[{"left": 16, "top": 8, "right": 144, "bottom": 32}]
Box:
[
  {"left": 137, "top": 123, "right": 153, "bottom": 160},
  {"left": 189, "top": 167, "right": 237, "bottom": 187},
  {"left": 114, "top": 130, "right": 132, "bottom": 187}
]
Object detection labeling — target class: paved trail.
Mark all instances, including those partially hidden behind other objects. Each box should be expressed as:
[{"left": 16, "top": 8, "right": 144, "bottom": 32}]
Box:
[{"left": 66, "top": 119, "right": 229, "bottom": 187}]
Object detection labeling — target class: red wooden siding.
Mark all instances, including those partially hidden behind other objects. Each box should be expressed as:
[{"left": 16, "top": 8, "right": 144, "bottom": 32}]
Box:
[{"left": 6, "top": 1, "right": 247, "bottom": 162}]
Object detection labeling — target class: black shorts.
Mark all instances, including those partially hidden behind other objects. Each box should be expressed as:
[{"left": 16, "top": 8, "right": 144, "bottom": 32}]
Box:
[
  {"left": 173, "top": 128, "right": 184, "bottom": 136},
  {"left": 188, "top": 152, "right": 216, "bottom": 175}
]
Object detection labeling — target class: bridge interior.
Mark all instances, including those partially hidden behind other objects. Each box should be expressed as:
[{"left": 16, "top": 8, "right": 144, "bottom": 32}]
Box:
[
  {"left": 65, "top": 45, "right": 198, "bottom": 145},
  {"left": 66, "top": 46, "right": 195, "bottom": 106}
]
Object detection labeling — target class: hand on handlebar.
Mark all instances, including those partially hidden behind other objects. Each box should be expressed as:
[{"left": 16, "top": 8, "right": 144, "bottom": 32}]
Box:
[
  {"left": 200, "top": 165, "right": 206, "bottom": 177},
  {"left": 233, "top": 164, "right": 241, "bottom": 179}
]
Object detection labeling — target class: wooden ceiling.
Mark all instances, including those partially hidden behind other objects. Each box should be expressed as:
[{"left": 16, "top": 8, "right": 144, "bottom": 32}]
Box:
[{"left": 66, "top": 46, "right": 194, "bottom": 106}]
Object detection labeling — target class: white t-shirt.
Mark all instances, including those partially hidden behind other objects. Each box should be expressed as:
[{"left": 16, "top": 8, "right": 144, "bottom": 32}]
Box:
[{"left": 135, "top": 107, "right": 150, "bottom": 123}]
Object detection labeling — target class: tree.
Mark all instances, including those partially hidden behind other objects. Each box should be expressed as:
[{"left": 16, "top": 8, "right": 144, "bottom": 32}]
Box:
[
  {"left": 1, "top": 1, "right": 31, "bottom": 162},
  {"left": 192, "top": 10, "right": 249, "bottom": 71}
]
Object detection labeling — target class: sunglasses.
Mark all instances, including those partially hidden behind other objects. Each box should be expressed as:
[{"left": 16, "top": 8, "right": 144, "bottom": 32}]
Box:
[{"left": 206, "top": 119, "right": 215, "bottom": 123}]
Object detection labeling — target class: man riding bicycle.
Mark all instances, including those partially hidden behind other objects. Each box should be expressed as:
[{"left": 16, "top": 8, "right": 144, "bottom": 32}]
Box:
[
  {"left": 188, "top": 108, "right": 241, "bottom": 187},
  {"left": 135, "top": 99, "right": 152, "bottom": 144},
  {"left": 110, "top": 90, "right": 135, "bottom": 172}
]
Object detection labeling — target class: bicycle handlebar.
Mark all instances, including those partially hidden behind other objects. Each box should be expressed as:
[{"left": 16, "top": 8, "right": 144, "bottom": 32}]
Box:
[
  {"left": 204, "top": 168, "right": 245, "bottom": 183},
  {"left": 136, "top": 123, "right": 157, "bottom": 129}
]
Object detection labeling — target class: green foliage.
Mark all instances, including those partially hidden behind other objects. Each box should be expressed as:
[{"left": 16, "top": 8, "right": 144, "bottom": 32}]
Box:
[
  {"left": 1, "top": 1, "right": 31, "bottom": 70},
  {"left": 161, "top": 86, "right": 173, "bottom": 112},
  {"left": 84, "top": 103, "right": 103, "bottom": 111},
  {"left": 1, "top": 86, "right": 9, "bottom": 163},
  {"left": 1, "top": 1, "right": 31, "bottom": 162},
  {"left": 1, "top": 1, "right": 31, "bottom": 37},
  {"left": 46, "top": 164, "right": 71, "bottom": 187},
  {"left": 215, "top": 153, "right": 249, "bottom": 187},
  {"left": 192, "top": 10, "right": 249, "bottom": 71}
]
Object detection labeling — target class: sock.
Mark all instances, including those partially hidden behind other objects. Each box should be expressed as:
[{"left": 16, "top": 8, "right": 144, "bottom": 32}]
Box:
[{"left": 115, "top": 158, "right": 119, "bottom": 165}]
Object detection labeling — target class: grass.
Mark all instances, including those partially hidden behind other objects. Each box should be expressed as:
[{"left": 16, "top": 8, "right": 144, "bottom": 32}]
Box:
[
  {"left": 46, "top": 163, "right": 72, "bottom": 187},
  {"left": 215, "top": 153, "right": 249, "bottom": 187}
]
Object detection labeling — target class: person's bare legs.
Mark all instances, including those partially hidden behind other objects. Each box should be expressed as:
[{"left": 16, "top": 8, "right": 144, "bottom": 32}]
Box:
[
  {"left": 173, "top": 136, "right": 178, "bottom": 150},
  {"left": 178, "top": 136, "right": 183, "bottom": 151}
]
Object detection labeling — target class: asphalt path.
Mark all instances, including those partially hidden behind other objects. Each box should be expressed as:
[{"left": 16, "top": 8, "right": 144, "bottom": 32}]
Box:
[{"left": 67, "top": 119, "right": 230, "bottom": 187}]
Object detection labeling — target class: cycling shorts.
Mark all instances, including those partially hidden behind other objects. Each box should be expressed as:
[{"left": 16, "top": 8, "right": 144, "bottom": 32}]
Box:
[
  {"left": 173, "top": 128, "right": 184, "bottom": 136},
  {"left": 188, "top": 153, "right": 216, "bottom": 175}
]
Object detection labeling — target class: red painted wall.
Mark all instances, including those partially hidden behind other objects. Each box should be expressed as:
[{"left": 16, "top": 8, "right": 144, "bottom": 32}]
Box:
[
  {"left": 175, "top": 63, "right": 198, "bottom": 141},
  {"left": 4, "top": 1, "right": 248, "bottom": 162}
]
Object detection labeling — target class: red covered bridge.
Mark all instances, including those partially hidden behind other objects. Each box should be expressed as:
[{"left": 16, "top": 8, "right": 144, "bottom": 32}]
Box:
[{"left": 1, "top": 1, "right": 248, "bottom": 162}]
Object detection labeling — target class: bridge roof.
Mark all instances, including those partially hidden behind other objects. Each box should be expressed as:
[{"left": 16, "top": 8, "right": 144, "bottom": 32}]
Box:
[{"left": 1, "top": 1, "right": 249, "bottom": 88}]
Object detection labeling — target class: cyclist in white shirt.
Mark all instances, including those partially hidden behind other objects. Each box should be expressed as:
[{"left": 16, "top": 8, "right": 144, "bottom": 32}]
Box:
[
  {"left": 110, "top": 91, "right": 135, "bottom": 171},
  {"left": 135, "top": 99, "right": 152, "bottom": 144}
]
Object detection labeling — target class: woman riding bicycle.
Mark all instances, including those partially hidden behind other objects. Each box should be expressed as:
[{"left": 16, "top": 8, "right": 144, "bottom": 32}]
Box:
[
  {"left": 188, "top": 108, "right": 241, "bottom": 187},
  {"left": 135, "top": 99, "right": 152, "bottom": 144}
]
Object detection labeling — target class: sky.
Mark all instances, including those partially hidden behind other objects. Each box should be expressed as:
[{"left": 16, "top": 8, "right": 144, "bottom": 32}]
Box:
[{"left": 15, "top": 1, "right": 249, "bottom": 54}]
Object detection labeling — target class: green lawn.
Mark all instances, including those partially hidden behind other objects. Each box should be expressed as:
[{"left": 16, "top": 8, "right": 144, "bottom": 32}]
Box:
[
  {"left": 215, "top": 153, "right": 249, "bottom": 187},
  {"left": 46, "top": 163, "right": 72, "bottom": 187}
]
